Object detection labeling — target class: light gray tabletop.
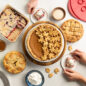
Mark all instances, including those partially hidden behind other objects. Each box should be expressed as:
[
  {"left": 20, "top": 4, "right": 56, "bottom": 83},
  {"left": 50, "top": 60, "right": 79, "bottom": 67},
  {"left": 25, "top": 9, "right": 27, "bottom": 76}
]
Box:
[{"left": 0, "top": 0, "right": 86, "bottom": 86}]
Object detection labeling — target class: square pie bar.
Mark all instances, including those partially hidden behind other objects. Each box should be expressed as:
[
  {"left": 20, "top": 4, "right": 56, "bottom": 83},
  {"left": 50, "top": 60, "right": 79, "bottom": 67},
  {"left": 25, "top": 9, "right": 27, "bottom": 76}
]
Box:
[
  {"left": 0, "top": 6, "right": 28, "bottom": 42},
  {"left": 34, "top": 9, "right": 45, "bottom": 20}
]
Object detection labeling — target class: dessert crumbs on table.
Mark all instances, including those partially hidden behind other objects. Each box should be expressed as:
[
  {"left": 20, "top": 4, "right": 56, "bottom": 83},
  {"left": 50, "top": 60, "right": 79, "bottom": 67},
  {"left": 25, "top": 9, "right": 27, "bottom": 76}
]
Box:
[
  {"left": 48, "top": 73, "right": 54, "bottom": 78},
  {"left": 54, "top": 68, "right": 59, "bottom": 74},
  {"left": 45, "top": 68, "right": 50, "bottom": 73},
  {"left": 68, "top": 45, "right": 72, "bottom": 51}
]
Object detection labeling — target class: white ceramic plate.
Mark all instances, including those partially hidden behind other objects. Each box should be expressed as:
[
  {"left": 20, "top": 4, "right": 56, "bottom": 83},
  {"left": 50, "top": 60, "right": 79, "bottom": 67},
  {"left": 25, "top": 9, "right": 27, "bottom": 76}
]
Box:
[
  {"left": 61, "top": 54, "right": 77, "bottom": 70},
  {"left": 25, "top": 23, "right": 65, "bottom": 63},
  {"left": 30, "top": 8, "right": 48, "bottom": 23}
]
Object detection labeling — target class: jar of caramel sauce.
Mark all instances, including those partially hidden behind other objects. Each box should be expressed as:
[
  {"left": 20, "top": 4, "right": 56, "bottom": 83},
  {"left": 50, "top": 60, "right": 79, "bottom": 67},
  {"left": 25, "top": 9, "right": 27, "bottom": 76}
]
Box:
[{"left": 0, "top": 40, "right": 6, "bottom": 52}]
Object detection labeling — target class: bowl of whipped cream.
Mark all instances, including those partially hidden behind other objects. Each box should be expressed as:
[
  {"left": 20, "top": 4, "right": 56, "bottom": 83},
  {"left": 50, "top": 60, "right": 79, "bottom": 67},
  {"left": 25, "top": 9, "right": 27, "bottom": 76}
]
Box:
[{"left": 25, "top": 70, "right": 45, "bottom": 86}]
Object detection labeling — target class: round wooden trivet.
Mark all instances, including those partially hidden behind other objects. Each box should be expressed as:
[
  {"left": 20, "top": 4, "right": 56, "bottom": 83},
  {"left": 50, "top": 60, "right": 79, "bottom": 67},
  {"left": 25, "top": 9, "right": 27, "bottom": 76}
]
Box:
[{"left": 22, "top": 21, "right": 67, "bottom": 66}]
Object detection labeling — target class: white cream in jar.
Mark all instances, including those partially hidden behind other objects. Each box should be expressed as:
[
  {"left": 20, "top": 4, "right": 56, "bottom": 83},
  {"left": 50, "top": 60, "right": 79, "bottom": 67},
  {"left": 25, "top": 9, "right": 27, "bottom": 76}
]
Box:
[
  {"left": 28, "top": 72, "right": 42, "bottom": 85},
  {"left": 52, "top": 7, "right": 65, "bottom": 20}
]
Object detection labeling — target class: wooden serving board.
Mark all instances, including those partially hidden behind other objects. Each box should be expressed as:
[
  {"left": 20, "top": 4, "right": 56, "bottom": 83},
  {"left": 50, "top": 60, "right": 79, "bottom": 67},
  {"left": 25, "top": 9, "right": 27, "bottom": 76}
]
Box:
[{"left": 22, "top": 21, "right": 67, "bottom": 66}]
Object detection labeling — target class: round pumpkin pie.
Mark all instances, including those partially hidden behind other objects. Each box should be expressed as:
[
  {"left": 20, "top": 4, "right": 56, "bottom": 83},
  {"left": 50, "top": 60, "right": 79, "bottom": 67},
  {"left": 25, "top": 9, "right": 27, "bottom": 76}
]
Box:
[{"left": 26, "top": 24, "right": 62, "bottom": 61}]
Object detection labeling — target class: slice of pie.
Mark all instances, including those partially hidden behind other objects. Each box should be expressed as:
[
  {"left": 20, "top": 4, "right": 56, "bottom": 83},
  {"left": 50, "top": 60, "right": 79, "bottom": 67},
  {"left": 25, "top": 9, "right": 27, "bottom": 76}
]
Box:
[
  {"left": 27, "top": 24, "right": 62, "bottom": 61},
  {"left": 34, "top": 9, "right": 45, "bottom": 20}
]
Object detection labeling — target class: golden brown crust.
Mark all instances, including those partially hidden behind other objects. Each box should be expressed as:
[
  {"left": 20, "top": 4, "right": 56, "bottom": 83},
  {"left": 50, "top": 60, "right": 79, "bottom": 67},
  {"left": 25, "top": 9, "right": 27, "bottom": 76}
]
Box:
[
  {"left": 68, "top": 45, "right": 72, "bottom": 51},
  {"left": 3, "top": 51, "right": 26, "bottom": 74},
  {"left": 54, "top": 68, "right": 59, "bottom": 74},
  {"left": 48, "top": 73, "right": 54, "bottom": 78},
  {"left": 27, "top": 24, "right": 62, "bottom": 61},
  {"left": 61, "top": 19, "right": 84, "bottom": 42},
  {"left": 45, "top": 68, "right": 50, "bottom": 73}
]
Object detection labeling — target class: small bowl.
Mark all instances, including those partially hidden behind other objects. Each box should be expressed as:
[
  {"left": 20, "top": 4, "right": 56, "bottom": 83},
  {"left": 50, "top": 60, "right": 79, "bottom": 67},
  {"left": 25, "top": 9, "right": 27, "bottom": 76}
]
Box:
[
  {"left": 52, "top": 7, "right": 66, "bottom": 21},
  {"left": 25, "top": 70, "right": 45, "bottom": 86},
  {"left": 0, "top": 39, "right": 6, "bottom": 52}
]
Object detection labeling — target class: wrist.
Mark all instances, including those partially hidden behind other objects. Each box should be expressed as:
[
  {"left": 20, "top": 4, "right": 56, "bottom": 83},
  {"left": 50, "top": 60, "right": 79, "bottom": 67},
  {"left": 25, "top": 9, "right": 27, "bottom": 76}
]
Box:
[
  {"left": 30, "top": 0, "right": 38, "bottom": 1},
  {"left": 79, "top": 76, "right": 86, "bottom": 84}
]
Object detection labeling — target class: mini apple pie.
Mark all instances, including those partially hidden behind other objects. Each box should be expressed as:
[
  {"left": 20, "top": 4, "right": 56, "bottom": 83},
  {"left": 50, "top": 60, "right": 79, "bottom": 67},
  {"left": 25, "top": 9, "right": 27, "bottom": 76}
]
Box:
[
  {"left": 61, "top": 19, "right": 84, "bottom": 42},
  {"left": 3, "top": 51, "right": 26, "bottom": 74},
  {"left": 27, "top": 24, "right": 62, "bottom": 61}
]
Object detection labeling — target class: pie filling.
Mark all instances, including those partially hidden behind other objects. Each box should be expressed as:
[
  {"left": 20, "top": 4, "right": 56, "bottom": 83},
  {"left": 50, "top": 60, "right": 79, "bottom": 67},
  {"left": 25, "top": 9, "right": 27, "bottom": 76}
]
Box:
[{"left": 29, "top": 31, "right": 43, "bottom": 60}]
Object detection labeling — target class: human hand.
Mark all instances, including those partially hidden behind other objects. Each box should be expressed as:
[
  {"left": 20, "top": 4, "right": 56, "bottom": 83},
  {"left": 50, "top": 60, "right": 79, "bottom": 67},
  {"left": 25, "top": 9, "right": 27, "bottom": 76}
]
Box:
[
  {"left": 27, "top": 0, "right": 38, "bottom": 14},
  {"left": 71, "top": 49, "right": 86, "bottom": 64},
  {"left": 64, "top": 69, "right": 83, "bottom": 81}
]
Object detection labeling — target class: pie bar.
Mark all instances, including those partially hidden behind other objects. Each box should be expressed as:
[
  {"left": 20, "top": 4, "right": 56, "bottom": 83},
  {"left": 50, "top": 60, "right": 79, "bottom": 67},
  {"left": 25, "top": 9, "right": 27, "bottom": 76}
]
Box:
[
  {"left": 0, "top": 6, "right": 28, "bottom": 42},
  {"left": 61, "top": 19, "right": 84, "bottom": 42},
  {"left": 27, "top": 24, "right": 62, "bottom": 61},
  {"left": 34, "top": 9, "right": 45, "bottom": 20},
  {"left": 3, "top": 51, "right": 26, "bottom": 74}
]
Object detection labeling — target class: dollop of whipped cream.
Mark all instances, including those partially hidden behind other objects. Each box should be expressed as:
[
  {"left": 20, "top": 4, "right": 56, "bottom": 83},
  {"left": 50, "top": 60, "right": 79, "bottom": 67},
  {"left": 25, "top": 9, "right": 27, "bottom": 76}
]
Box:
[
  {"left": 37, "top": 10, "right": 44, "bottom": 16},
  {"left": 28, "top": 72, "right": 42, "bottom": 85},
  {"left": 65, "top": 57, "right": 76, "bottom": 68},
  {"left": 53, "top": 9, "right": 64, "bottom": 20},
  {"left": 68, "top": 59, "right": 75, "bottom": 66}
]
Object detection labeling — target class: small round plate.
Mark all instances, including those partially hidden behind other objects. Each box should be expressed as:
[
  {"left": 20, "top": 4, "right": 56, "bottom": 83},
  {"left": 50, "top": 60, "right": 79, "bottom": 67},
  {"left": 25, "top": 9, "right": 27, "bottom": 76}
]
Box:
[
  {"left": 25, "top": 70, "right": 45, "bottom": 86},
  {"left": 52, "top": 7, "right": 66, "bottom": 21},
  {"left": 30, "top": 8, "right": 48, "bottom": 23},
  {"left": 61, "top": 54, "right": 77, "bottom": 70}
]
